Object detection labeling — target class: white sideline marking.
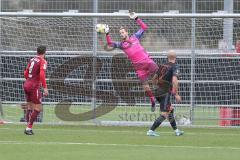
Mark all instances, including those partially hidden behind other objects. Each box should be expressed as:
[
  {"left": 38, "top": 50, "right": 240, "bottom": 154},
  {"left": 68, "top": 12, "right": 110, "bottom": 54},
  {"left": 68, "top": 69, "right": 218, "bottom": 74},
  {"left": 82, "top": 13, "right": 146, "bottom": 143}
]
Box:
[
  {"left": 0, "top": 140, "right": 240, "bottom": 150},
  {"left": 0, "top": 127, "right": 240, "bottom": 136}
]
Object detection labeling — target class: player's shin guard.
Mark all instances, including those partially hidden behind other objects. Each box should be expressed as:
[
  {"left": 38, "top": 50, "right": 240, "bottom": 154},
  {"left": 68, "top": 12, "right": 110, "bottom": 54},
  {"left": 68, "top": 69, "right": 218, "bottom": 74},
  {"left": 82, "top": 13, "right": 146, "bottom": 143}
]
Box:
[
  {"left": 150, "top": 115, "right": 166, "bottom": 131},
  {"left": 168, "top": 110, "right": 177, "bottom": 130},
  {"left": 27, "top": 109, "right": 39, "bottom": 129}
]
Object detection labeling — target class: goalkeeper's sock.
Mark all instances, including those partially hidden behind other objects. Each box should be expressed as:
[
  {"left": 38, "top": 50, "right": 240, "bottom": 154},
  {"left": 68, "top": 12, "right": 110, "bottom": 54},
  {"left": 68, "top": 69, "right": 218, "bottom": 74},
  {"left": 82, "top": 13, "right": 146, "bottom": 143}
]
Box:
[
  {"left": 146, "top": 90, "right": 154, "bottom": 100},
  {"left": 150, "top": 115, "right": 166, "bottom": 131},
  {"left": 146, "top": 90, "right": 156, "bottom": 108},
  {"left": 27, "top": 110, "right": 39, "bottom": 129}
]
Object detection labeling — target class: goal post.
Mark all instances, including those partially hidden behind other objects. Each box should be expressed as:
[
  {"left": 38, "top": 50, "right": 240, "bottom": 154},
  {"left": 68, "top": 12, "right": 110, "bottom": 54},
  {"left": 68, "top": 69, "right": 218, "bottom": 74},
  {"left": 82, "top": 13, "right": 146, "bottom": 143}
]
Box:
[{"left": 0, "top": 12, "right": 240, "bottom": 126}]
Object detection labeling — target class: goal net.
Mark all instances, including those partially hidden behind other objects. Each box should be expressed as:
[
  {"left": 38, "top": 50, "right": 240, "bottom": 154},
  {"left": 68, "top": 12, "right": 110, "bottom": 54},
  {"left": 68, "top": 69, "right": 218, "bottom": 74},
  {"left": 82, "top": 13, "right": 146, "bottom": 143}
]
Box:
[{"left": 0, "top": 13, "right": 240, "bottom": 126}]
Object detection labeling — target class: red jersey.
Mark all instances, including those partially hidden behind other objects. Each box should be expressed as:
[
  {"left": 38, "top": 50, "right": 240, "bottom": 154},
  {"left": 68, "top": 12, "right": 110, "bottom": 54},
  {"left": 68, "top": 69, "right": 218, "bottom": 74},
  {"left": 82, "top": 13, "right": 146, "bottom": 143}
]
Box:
[{"left": 24, "top": 56, "right": 47, "bottom": 88}]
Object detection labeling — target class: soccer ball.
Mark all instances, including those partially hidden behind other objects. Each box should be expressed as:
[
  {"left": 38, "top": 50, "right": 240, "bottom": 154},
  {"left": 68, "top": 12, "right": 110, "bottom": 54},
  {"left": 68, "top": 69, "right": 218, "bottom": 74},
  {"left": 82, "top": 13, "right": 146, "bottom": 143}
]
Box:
[{"left": 95, "top": 24, "right": 106, "bottom": 34}]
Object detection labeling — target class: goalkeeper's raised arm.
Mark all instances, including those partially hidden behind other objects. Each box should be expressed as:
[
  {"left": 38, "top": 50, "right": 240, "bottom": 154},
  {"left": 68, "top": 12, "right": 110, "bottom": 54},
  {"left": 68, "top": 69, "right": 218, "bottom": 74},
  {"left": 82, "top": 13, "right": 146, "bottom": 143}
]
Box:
[{"left": 129, "top": 12, "right": 148, "bottom": 39}]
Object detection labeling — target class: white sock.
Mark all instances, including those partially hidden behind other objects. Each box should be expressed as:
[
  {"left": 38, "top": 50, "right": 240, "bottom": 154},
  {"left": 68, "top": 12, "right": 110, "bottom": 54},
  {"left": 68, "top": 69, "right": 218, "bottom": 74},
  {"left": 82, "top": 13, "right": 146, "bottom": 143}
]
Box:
[
  {"left": 26, "top": 127, "right": 32, "bottom": 131},
  {"left": 175, "top": 129, "right": 180, "bottom": 132}
]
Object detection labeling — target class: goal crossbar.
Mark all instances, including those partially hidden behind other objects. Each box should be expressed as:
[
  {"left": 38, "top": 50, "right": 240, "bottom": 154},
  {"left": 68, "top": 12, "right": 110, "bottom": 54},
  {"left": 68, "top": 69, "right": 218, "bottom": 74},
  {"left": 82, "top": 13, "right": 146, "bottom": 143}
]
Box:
[{"left": 0, "top": 12, "right": 240, "bottom": 18}]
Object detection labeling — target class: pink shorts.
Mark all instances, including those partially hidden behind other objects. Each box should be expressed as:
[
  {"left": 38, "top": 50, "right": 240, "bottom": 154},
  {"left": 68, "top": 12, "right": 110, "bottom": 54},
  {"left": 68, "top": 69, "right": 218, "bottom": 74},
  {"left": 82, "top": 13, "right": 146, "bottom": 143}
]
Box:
[
  {"left": 133, "top": 58, "right": 159, "bottom": 82},
  {"left": 23, "top": 80, "right": 42, "bottom": 104}
]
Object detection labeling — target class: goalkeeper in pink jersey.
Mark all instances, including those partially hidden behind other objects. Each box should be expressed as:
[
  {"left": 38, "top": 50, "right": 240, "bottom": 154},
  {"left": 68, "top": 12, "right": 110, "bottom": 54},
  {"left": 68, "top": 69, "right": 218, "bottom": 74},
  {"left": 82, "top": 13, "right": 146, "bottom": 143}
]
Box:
[{"left": 104, "top": 12, "right": 159, "bottom": 111}]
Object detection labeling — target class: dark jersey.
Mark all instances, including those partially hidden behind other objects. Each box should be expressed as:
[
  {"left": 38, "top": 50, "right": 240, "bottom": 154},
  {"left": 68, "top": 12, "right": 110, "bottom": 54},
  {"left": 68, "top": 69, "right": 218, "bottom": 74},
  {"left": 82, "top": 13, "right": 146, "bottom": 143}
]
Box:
[{"left": 156, "top": 62, "right": 180, "bottom": 88}]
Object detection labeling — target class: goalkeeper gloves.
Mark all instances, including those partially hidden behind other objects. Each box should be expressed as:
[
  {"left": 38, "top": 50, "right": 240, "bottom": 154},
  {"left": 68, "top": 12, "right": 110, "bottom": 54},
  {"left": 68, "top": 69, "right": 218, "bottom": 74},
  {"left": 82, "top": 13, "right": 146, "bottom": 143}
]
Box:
[
  {"left": 104, "top": 24, "right": 109, "bottom": 34},
  {"left": 129, "top": 12, "right": 138, "bottom": 20}
]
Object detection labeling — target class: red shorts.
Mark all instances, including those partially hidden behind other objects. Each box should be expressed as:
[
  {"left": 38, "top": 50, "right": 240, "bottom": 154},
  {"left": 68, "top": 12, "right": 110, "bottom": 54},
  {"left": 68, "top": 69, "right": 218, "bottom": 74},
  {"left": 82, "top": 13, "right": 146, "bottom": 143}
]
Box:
[{"left": 23, "top": 80, "right": 42, "bottom": 104}]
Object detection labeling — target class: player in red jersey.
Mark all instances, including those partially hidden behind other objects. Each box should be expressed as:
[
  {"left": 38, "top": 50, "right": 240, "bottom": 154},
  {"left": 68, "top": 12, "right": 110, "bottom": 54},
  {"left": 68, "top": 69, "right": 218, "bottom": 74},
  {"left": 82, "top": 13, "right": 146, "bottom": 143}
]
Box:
[{"left": 23, "top": 45, "right": 48, "bottom": 135}]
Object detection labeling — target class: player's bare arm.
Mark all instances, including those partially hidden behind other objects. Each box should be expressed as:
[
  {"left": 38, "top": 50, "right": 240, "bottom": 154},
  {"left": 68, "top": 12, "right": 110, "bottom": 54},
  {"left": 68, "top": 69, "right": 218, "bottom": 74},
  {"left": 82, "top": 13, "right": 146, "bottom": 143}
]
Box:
[
  {"left": 152, "top": 74, "right": 159, "bottom": 85},
  {"left": 172, "top": 75, "right": 181, "bottom": 103},
  {"left": 40, "top": 60, "right": 48, "bottom": 96}
]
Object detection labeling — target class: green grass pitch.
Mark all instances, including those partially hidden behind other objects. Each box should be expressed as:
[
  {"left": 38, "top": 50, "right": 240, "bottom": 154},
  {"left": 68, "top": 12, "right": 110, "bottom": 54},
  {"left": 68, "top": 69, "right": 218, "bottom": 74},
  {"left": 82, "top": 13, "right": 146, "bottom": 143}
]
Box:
[
  {"left": 0, "top": 124, "right": 240, "bottom": 160},
  {"left": 1, "top": 104, "right": 222, "bottom": 125}
]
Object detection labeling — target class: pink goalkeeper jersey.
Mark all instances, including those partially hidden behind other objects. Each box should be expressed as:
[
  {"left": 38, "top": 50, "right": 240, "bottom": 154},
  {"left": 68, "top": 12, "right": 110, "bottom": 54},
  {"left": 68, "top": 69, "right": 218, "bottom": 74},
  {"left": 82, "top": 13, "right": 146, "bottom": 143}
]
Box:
[{"left": 106, "top": 18, "right": 150, "bottom": 64}]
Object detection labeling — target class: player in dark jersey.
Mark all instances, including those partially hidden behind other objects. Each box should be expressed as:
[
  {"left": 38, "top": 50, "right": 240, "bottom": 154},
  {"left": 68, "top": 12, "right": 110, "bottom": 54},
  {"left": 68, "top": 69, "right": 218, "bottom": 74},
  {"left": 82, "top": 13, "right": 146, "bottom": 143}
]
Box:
[
  {"left": 147, "top": 50, "right": 184, "bottom": 136},
  {"left": 23, "top": 45, "right": 48, "bottom": 135}
]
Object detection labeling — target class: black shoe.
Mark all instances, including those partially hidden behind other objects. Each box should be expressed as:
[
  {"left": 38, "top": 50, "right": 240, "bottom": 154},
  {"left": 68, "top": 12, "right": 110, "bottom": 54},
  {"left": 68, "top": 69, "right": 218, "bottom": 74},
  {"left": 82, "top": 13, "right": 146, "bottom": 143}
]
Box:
[{"left": 24, "top": 129, "right": 34, "bottom": 135}]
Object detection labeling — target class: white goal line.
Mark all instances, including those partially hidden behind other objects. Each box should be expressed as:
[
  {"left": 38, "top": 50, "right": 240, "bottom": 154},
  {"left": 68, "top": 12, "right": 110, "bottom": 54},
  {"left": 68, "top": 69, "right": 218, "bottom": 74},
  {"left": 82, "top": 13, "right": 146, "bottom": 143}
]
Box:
[{"left": 0, "top": 140, "right": 239, "bottom": 150}]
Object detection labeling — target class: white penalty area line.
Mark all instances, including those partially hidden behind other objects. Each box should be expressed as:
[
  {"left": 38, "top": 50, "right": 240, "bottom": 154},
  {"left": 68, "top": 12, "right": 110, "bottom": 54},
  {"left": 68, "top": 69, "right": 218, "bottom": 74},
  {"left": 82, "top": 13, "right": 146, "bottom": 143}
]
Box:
[{"left": 0, "top": 141, "right": 240, "bottom": 150}]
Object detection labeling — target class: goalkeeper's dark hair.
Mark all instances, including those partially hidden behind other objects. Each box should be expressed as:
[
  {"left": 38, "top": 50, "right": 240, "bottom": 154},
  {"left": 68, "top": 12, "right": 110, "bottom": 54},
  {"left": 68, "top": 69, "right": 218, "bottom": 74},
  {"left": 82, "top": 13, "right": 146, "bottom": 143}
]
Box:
[
  {"left": 37, "top": 45, "right": 46, "bottom": 55},
  {"left": 119, "top": 26, "right": 128, "bottom": 32}
]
